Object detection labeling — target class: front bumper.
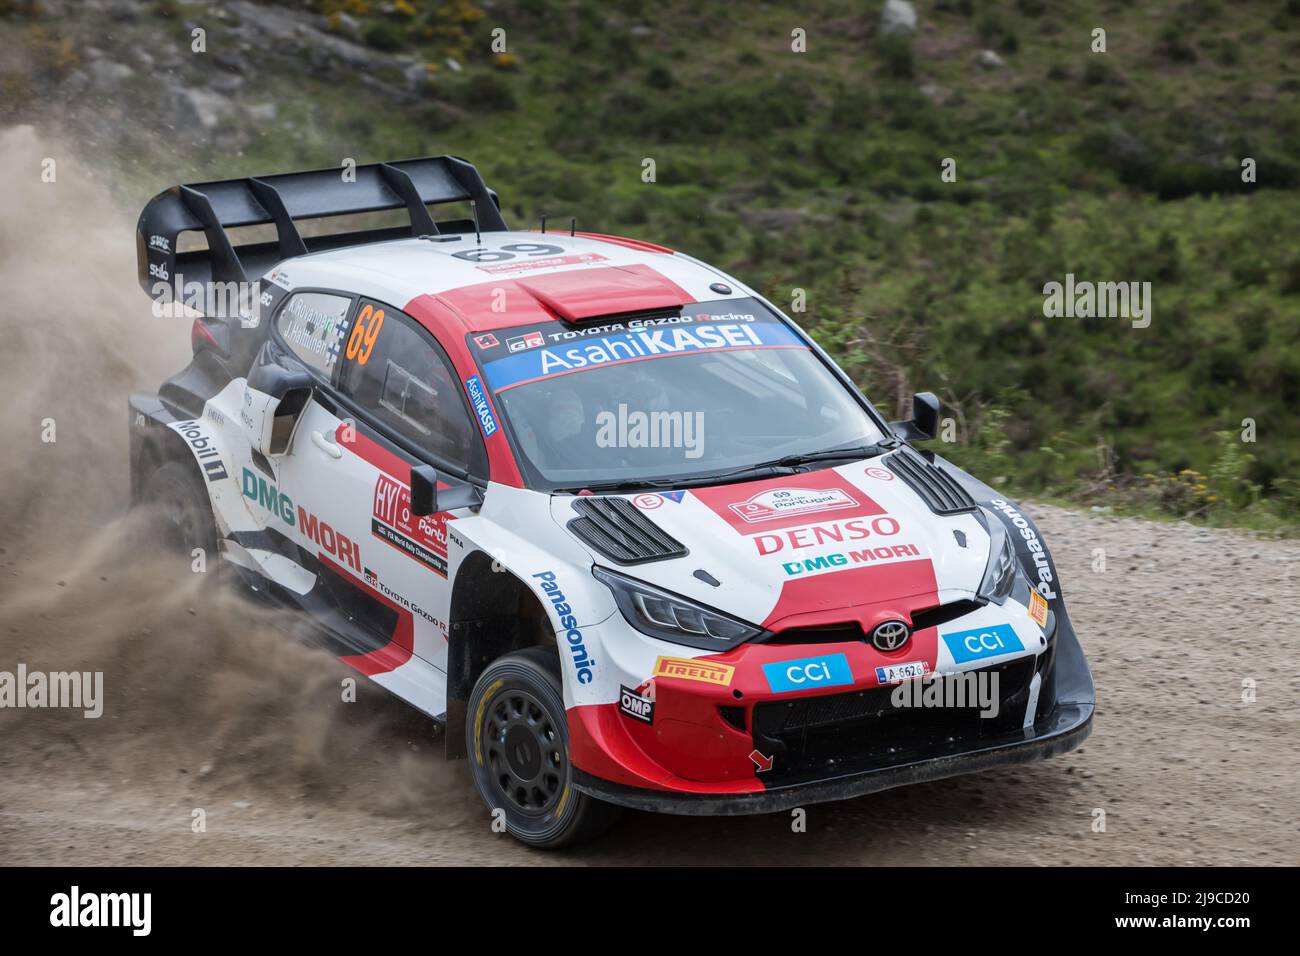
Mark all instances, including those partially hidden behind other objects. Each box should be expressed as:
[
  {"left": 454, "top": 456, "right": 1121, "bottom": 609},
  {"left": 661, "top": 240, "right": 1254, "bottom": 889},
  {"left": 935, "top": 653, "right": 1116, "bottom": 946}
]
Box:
[{"left": 573, "top": 609, "right": 1094, "bottom": 816}]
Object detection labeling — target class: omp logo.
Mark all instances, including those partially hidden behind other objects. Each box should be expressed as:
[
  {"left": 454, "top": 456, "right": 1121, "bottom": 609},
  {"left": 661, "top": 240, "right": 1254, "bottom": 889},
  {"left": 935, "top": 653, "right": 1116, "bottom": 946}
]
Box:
[
  {"left": 242, "top": 468, "right": 294, "bottom": 525},
  {"left": 761, "top": 653, "right": 854, "bottom": 694},
  {"left": 534, "top": 571, "right": 595, "bottom": 684},
  {"left": 50, "top": 886, "right": 151, "bottom": 936},
  {"left": 941, "top": 623, "right": 1024, "bottom": 665},
  {"left": 652, "top": 656, "right": 734, "bottom": 686},
  {"left": 619, "top": 685, "right": 654, "bottom": 723}
]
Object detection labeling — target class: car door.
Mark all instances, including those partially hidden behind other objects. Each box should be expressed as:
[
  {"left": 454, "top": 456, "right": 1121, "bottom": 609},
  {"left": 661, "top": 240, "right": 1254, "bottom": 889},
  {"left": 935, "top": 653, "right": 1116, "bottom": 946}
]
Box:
[{"left": 277, "top": 295, "right": 487, "bottom": 706}]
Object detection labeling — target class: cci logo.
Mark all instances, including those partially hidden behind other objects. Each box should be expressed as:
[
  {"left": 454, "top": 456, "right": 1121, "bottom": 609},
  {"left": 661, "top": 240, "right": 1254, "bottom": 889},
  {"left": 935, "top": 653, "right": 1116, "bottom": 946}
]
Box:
[
  {"left": 762, "top": 653, "right": 854, "bottom": 694},
  {"left": 941, "top": 623, "right": 1024, "bottom": 664}
]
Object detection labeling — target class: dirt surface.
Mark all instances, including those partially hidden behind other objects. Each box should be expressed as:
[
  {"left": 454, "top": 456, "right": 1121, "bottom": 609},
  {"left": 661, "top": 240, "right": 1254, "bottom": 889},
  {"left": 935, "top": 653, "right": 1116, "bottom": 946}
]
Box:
[
  {"left": 1, "top": 126, "right": 1297, "bottom": 866},
  {"left": 2, "top": 503, "right": 1298, "bottom": 866}
]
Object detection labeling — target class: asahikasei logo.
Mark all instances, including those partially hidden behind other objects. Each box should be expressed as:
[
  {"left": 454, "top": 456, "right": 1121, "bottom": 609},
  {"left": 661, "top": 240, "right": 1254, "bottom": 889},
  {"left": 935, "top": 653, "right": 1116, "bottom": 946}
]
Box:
[{"left": 463, "top": 374, "right": 498, "bottom": 437}]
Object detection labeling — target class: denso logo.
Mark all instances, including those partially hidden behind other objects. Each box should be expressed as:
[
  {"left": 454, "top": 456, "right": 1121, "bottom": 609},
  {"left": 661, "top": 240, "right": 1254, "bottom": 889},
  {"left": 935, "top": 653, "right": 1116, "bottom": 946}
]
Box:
[{"left": 755, "top": 516, "right": 901, "bottom": 555}]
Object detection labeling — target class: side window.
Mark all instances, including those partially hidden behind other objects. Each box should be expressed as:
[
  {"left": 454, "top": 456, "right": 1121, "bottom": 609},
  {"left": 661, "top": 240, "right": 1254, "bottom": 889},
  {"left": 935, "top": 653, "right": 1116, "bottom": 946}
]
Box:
[
  {"left": 337, "top": 300, "right": 483, "bottom": 472},
  {"left": 275, "top": 291, "right": 354, "bottom": 380}
]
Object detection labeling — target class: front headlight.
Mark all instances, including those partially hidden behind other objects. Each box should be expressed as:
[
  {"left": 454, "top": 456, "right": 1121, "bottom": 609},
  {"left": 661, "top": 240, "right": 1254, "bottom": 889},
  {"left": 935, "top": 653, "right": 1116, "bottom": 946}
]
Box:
[
  {"left": 977, "top": 510, "right": 1017, "bottom": 604},
  {"left": 592, "top": 566, "right": 762, "bottom": 651}
]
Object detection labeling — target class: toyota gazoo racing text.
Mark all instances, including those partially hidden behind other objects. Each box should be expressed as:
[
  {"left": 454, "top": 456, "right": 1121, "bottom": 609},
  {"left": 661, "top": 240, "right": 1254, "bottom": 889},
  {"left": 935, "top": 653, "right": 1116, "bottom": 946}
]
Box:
[{"left": 128, "top": 156, "right": 1094, "bottom": 847}]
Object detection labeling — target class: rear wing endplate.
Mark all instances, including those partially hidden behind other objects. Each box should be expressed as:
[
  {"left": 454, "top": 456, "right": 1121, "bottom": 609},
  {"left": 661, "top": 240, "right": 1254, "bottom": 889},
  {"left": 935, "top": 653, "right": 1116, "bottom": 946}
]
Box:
[{"left": 136, "top": 155, "right": 506, "bottom": 316}]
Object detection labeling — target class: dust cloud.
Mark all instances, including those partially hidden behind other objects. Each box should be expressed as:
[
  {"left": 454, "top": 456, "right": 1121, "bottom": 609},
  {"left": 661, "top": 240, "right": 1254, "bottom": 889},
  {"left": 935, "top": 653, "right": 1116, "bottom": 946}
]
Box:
[{"left": 0, "top": 126, "right": 460, "bottom": 848}]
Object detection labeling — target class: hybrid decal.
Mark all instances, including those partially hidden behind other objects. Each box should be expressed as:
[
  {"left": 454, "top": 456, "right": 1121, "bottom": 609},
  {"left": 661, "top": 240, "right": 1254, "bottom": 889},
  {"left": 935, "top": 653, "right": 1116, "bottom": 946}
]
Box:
[
  {"left": 534, "top": 571, "right": 595, "bottom": 684},
  {"left": 372, "top": 474, "right": 449, "bottom": 577}
]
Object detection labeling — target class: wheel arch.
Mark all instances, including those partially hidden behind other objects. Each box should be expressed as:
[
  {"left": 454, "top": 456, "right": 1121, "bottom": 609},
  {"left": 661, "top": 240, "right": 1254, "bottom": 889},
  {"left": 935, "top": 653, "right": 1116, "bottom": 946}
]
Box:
[
  {"left": 444, "top": 549, "right": 555, "bottom": 758},
  {"left": 128, "top": 394, "right": 209, "bottom": 504}
]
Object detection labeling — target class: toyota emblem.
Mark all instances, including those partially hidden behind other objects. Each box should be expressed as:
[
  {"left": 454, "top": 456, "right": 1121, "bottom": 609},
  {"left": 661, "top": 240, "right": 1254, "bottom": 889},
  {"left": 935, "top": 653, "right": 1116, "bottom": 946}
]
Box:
[{"left": 870, "top": 619, "right": 911, "bottom": 651}]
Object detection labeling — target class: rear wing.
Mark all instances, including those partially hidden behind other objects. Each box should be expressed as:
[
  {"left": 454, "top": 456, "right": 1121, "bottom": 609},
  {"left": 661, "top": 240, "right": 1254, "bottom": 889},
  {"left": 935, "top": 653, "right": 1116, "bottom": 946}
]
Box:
[{"left": 136, "top": 155, "right": 506, "bottom": 316}]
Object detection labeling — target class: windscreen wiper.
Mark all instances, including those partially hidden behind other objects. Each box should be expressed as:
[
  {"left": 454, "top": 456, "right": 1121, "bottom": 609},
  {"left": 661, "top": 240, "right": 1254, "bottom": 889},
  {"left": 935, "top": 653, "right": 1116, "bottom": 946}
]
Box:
[
  {"left": 552, "top": 440, "right": 897, "bottom": 495},
  {"left": 758, "top": 438, "right": 897, "bottom": 469}
]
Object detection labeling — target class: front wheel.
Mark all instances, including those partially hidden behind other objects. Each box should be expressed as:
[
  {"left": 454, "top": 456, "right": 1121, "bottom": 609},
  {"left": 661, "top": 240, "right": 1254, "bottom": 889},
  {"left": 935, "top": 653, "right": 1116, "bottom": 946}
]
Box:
[{"left": 466, "top": 647, "right": 620, "bottom": 848}]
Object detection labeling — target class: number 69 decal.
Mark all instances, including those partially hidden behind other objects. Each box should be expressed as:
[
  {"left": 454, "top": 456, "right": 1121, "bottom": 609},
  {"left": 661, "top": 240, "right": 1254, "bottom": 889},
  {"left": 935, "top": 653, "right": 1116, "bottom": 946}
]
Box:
[
  {"left": 451, "top": 242, "right": 565, "bottom": 263},
  {"left": 346, "top": 303, "right": 385, "bottom": 365}
]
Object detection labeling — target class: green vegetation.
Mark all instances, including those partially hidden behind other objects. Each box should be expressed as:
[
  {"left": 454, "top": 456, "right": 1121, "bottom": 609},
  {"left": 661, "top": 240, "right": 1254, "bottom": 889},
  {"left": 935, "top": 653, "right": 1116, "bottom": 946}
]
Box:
[{"left": 8, "top": 0, "right": 1299, "bottom": 530}]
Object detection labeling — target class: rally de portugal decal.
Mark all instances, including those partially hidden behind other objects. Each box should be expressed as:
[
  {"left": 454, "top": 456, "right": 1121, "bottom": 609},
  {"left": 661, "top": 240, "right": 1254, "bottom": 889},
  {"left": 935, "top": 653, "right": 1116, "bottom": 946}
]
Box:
[{"left": 730, "top": 487, "right": 858, "bottom": 524}]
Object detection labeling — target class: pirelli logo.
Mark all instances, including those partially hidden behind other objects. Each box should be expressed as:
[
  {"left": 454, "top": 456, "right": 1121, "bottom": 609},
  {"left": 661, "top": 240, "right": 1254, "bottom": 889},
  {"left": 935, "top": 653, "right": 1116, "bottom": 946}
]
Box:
[
  {"left": 1028, "top": 589, "right": 1049, "bottom": 628},
  {"left": 652, "top": 656, "right": 734, "bottom": 686}
]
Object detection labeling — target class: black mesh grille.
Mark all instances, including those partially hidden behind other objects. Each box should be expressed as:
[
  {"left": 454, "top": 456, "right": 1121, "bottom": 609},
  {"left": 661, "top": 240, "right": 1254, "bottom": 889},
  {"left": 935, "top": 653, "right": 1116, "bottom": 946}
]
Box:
[
  {"left": 884, "top": 447, "right": 977, "bottom": 516},
  {"left": 751, "top": 656, "right": 1040, "bottom": 784},
  {"left": 567, "top": 496, "right": 688, "bottom": 565}
]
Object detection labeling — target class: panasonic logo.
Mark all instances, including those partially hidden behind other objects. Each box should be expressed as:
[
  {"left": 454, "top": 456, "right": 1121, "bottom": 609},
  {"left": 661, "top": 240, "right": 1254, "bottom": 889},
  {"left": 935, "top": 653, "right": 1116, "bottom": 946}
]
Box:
[{"left": 534, "top": 571, "right": 595, "bottom": 684}]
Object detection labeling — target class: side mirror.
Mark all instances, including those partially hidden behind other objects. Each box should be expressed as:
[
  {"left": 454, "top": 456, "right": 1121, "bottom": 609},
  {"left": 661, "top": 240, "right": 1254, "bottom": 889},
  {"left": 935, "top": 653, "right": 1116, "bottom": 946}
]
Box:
[
  {"left": 243, "top": 356, "right": 314, "bottom": 457},
  {"left": 890, "top": 391, "right": 940, "bottom": 441},
  {"left": 410, "top": 465, "right": 439, "bottom": 517},
  {"left": 410, "top": 465, "right": 484, "bottom": 517}
]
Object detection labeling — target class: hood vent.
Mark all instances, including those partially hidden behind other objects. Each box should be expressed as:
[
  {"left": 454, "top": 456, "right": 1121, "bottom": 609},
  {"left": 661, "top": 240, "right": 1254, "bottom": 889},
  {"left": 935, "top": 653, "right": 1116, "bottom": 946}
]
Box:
[
  {"left": 567, "top": 496, "right": 688, "bottom": 565},
  {"left": 884, "top": 447, "right": 977, "bottom": 516}
]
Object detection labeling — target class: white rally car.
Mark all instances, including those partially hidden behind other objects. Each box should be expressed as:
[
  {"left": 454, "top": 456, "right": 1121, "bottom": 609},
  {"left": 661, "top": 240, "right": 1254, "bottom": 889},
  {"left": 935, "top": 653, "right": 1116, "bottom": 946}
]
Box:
[{"left": 129, "top": 157, "right": 1094, "bottom": 847}]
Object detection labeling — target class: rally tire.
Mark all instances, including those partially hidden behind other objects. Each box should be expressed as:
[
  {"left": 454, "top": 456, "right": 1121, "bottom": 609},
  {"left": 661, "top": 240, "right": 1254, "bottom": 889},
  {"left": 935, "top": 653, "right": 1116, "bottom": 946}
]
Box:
[
  {"left": 141, "top": 459, "right": 219, "bottom": 563},
  {"left": 466, "top": 647, "right": 620, "bottom": 849}
]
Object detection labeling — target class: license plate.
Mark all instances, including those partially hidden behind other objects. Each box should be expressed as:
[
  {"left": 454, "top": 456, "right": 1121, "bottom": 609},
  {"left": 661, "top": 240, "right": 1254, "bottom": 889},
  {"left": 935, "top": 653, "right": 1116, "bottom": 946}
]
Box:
[{"left": 875, "top": 660, "right": 930, "bottom": 684}]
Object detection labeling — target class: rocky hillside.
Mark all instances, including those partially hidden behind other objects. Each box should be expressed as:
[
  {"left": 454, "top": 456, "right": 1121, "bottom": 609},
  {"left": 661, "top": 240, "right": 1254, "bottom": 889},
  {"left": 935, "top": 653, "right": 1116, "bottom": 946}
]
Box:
[{"left": 2, "top": 0, "right": 1297, "bottom": 530}]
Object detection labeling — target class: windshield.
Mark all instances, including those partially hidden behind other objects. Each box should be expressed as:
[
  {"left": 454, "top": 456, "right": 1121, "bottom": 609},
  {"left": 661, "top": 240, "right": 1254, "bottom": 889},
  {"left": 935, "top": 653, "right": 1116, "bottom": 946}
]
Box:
[{"left": 467, "top": 299, "right": 886, "bottom": 490}]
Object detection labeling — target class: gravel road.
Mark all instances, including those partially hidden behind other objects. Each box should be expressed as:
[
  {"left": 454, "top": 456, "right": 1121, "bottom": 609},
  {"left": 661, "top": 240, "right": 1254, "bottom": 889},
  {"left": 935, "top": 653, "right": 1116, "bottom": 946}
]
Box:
[{"left": 2, "top": 504, "right": 1297, "bottom": 867}]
